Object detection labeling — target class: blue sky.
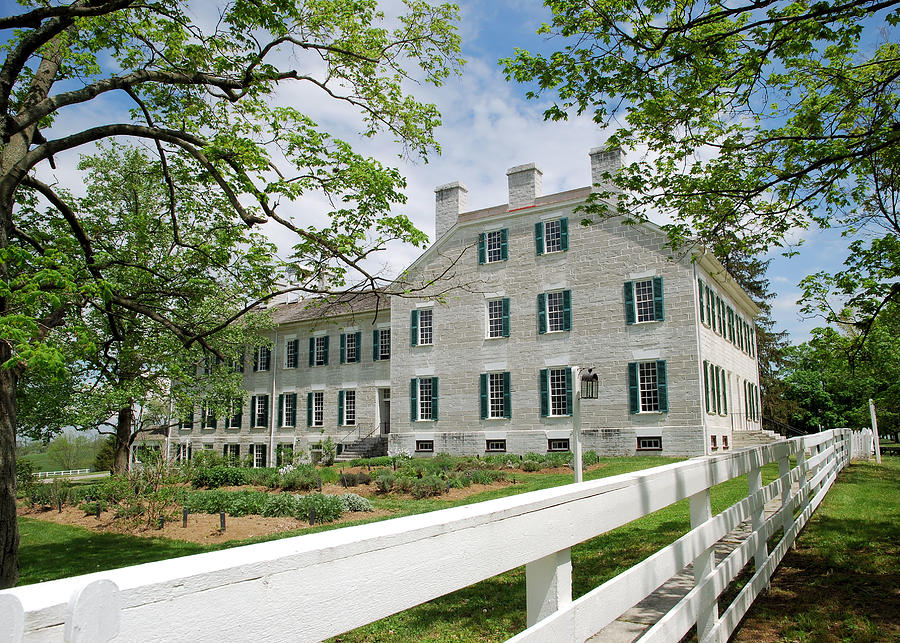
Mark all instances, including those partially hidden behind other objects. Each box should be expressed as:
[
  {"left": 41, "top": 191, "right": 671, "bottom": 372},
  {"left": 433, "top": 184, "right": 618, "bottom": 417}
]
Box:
[{"left": 5, "top": 0, "right": 851, "bottom": 344}]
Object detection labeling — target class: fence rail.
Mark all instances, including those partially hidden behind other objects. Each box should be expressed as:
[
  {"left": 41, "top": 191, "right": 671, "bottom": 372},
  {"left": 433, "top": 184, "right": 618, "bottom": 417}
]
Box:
[
  {"left": 33, "top": 469, "right": 91, "bottom": 479},
  {"left": 2, "top": 429, "right": 867, "bottom": 642}
]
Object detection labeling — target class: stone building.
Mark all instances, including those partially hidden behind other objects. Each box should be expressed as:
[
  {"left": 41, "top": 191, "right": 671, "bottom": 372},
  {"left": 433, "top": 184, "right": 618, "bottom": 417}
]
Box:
[{"left": 169, "top": 148, "right": 761, "bottom": 462}]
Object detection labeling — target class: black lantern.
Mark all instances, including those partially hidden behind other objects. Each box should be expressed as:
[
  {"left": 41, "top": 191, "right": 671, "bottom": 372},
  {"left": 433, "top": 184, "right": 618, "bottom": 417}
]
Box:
[{"left": 580, "top": 368, "right": 599, "bottom": 399}]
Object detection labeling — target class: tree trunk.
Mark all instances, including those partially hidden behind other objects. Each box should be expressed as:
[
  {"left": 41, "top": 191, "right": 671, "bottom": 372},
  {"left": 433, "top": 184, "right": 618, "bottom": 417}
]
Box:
[
  {"left": 113, "top": 405, "right": 133, "bottom": 474},
  {"left": 0, "top": 356, "right": 20, "bottom": 588}
]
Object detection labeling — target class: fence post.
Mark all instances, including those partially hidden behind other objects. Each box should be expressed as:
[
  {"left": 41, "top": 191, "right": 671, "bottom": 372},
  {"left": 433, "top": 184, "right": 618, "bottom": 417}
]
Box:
[
  {"left": 525, "top": 548, "right": 572, "bottom": 627},
  {"left": 748, "top": 451, "right": 768, "bottom": 572},
  {"left": 689, "top": 488, "right": 718, "bottom": 639},
  {"left": 777, "top": 454, "right": 793, "bottom": 546},
  {"left": 64, "top": 579, "right": 120, "bottom": 643}
]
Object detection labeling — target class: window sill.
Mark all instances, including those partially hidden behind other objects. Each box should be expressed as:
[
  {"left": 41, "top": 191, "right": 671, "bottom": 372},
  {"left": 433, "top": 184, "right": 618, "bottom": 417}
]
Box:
[
  {"left": 631, "top": 319, "right": 663, "bottom": 326},
  {"left": 414, "top": 419, "right": 436, "bottom": 423},
  {"left": 485, "top": 335, "right": 508, "bottom": 341},
  {"left": 541, "top": 330, "right": 570, "bottom": 335},
  {"left": 546, "top": 414, "right": 572, "bottom": 419},
  {"left": 636, "top": 447, "right": 663, "bottom": 452},
  {"left": 635, "top": 411, "right": 666, "bottom": 415}
]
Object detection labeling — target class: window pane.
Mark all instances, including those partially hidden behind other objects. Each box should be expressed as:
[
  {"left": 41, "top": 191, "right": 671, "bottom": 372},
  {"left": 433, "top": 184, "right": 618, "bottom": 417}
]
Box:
[
  {"left": 486, "top": 230, "right": 503, "bottom": 262},
  {"left": 314, "top": 337, "right": 326, "bottom": 365},
  {"left": 419, "top": 309, "right": 433, "bottom": 345},
  {"left": 634, "top": 279, "right": 655, "bottom": 322},
  {"left": 549, "top": 368, "right": 568, "bottom": 416},
  {"left": 419, "top": 378, "right": 433, "bottom": 420},
  {"left": 345, "top": 333, "right": 357, "bottom": 362},
  {"left": 547, "top": 291, "right": 564, "bottom": 332},
  {"left": 544, "top": 220, "right": 561, "bottom": 252},
  {"left": 488, "top": 372, "right": 505, "bottom": 418},
  {"left": 313, "top": 392, "right": 324, "bottom": 426},
  {"left": 487, "top": 300, "right": 504, "bottom": 338},
  {"left": 379, "top": 329, "right": 391, "bottom": 359},
  {"left": 638, "top": 362, "right": 660, "bottom": 412},
  {"left": 344, "top": 390, "right": 356, "bottom": 425}
]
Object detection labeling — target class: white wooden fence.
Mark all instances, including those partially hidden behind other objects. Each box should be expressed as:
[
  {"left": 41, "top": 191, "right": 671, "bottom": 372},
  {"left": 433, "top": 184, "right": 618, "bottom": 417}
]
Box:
[
  {"left": 33, "top": 469, "right": 91, "bottom": 479},
  {"left": 1, "top": 429, "right": 861, "bottom": 642}
]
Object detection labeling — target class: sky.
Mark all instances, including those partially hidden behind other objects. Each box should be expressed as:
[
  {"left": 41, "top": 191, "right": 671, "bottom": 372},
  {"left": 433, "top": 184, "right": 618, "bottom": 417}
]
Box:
[{"left": 6, "top": 0, "right": 853, "bottom": 344}]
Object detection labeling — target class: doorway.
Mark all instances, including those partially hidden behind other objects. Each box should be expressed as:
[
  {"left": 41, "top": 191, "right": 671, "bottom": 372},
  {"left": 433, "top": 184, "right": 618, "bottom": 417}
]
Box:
[{"left": 378, "top": 388, "right": 391, "bottom": 434}]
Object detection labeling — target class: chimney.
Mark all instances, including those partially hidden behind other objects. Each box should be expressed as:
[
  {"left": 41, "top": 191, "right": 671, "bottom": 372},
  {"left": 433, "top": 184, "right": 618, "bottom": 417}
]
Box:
[
  {"left": 434, "top": 181, "right": 467, "bottom": 242},
  {"left": 506, "top": 163, "right": 543, "bottom": 210},
  {"left": 589, "top": 147, "right": 625, "bottom": 191}
]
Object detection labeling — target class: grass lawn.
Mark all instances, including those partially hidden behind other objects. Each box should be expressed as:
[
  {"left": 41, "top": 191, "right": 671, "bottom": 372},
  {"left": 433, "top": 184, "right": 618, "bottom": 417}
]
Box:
[{"left": 732, "top": 458, "right": 900, "bottom": 643}]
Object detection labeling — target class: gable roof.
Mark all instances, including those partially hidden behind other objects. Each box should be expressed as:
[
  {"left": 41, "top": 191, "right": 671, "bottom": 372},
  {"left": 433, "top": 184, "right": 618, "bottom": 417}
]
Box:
[{"left": 271, "top": 290, "right": 389, "bottom": 325}]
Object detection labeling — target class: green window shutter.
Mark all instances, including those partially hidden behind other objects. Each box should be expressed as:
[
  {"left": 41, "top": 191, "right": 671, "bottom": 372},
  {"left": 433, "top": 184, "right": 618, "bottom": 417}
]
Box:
[
  {"left": 500, "top": 229, "right": 508, "bottom": 260},
  {"left": 338, "top": 390, "right": 345, "bottom": 425},
  {"left": 706, "top": 286, "right": 712, "bottom": 327},
  {"left": 372, "top": 329, "right": 380, "bottom": 361},
  {"left": 539, "top": 369, "right": 549, "bottom": 417},
  {"left": 703, "top": 361, "right": 711, "bottom": 414},
  {"left": 307, "top": 392, "right": 313, "bottom": 427},
  {"left": 720, "top": 369, "right": 727, "bottom": 415},
  {"left": 560, "top": 217, "right": 569, "bottom": 251},
  {"left": 289, "top": 393, "right": 297, "bottom": 426},
  {"left": 354, "top": 332, "right": 361, "bottom": 362},
  {"left": 652, "top": 276, "right": 664, "bottom": 321},
  {"left": 252, "top": 349, "right": 259, "bottom": 372},
  {"left": 537, "top": 293, "right": 547, "bottom": 334},
  {"left": 250, "top": 396, "right": 257, "bottom": 426},
  {"left": 323, "top": 336, "right": 329, "bottom": 364},
  {"left": 755, "top": 385, "right": 761, "bottom": 422},
  {"left": 478, "top": 233, "right": 486, "bottom": 264},
  {"left": 479, "top": 373, "right": 488, "bottom": 420},
  {"left": 410, "top": 379, "right": 417, "bottom": 422},
  {"left": 432, "top": 377, "right": 439, "bottom": 420},
  {"left": 624, "top": 281, "right": 635, "bottom": 325},
  {"left": 628, "top": 363, "right": 639, "bottom": 414},
  {"left": 562, "top": 290, "right": 572, "bottom": 331},
  {"left": 714, "top": 366, "right": 721, "bottom": 415},
  {"left": 534, "top": 221, "right": 544, "bottom": 255},
  {"left": 501, "top": 298, "right": 510, "bottom": 337},
  {"left": 565, "top": 367, "right": 573, "bottom": 416},
  {"left": 656, "top": 361, "right": 668, "bottom": 412},
  {"left": 278, "top": 394, "right": 284, "bottom": 427},
  {"left": 261, "top": 395, "right": 269, "bottom": 428},
  {"left": 308, "top": 337, "right": 314, "bottom": 366},
  {"left": 698, "top": 279, "right": 705, "bottom": 324},
  {"left": 503, "top": 371, "right": 511, "bottom": 418},
  {"left": 339, "top": 334, "right": 346, "bottom": 364},
  {"left": 410, "top": 309, "right": 419, "bottom": 346}
]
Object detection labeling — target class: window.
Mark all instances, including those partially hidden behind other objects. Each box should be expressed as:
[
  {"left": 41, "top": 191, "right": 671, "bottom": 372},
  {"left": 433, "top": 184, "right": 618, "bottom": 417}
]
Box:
[
  {"left": 225, "top": 402, "right": 242, "bottom": 429},
  {"left": 253, "top": 346, "right": 271, "bottom": 372},
  {"left": 727, "top": 307, "right": 735, "bottom": 343},
  {"left": 548, "top": 438, "right": 570, "bottom": 452},
  {"left": 704, "top": 361, "right": 715, "bottom": 415},
  {"left": 718, "top": 368, "right": 728, "bottom": 416},
  {"left": 637, "top": 437, "right": 662, "bottom": 451},
  {"left": 537, "top": 290, "right": 571, "bottom": 334},
  {"left": 535, "top": 218, "right": 569, "bottom": 255},
  {"left": 249, "top": 444, "right": 267, "bottom": 468},
  {"left": 415, "top": 440, "right": 434, "bottom": 452},
  {"left": 373, "top": 328, "right": 391, "bottom": 360},
  {"left": 723, "top": 435, "right": 729, "bottom": 450},
  {"left": 486, "top": 439, "right": 507, "bottom": 452},
  {"left": 179, "top": 412, "right": 193, "bottom": 430},
  {"left": 628, "top": 361, "right": 669, "bottom": 413},
  {"left": 201, "top": 406, "right": 216, "bottom": 429},
  {"left": 230, "top": 354, "right": 245, "bottom": 373},
  {"left": 278, "top": 393, "right": 297, "bottom": 427},
  {"left": 250, "top": 394, "right": 269, "bottom": 427},
  {"left": 339, "top": 390, "right": 356, "bottom": 426},
  {"left": 487, "top": 298, "right": 510, "bottom": 338},
  {"left": 625, "top": 277, "right": 664, "bottom": 324},
  {"left": 307, "top": 391, "right": 324, "bottom": 427},
  {"left": 480, "top": 372, "right": 511, "bottom": 419},
  {"left": 410, "top": 308, "right": 433, "bottom": 346},
  {"left": 223, "top": 444, "right": 240, "bottom": 463},
  {"left": 308, "top": 335, "right": 329, "bottom": 366},
  {"left": 177, "top": 443, "right": 192, "bottom": 462},
  {"left": 285, "top": 338, "right": 298, "bottom": 369},
  {"left": 539, "top": 367, "right": 572, "bottom": 417},
  {"left": 710, "top": 435, "right": 718, "bottom": 451},
  {"left": 276, "top": 444, "right": 293, "bottom": 467},
  {"left": 410, "top": 377, "right": 439, "bottom": 421},
  {"left": 698, "top": 278, "right": 705, "bottom": 324},
  {"left": 478, "top": 229, "right": 509, "bottom": 264},
  {"left": 340, "top": 331, "right": 361, "bottom": 364}
]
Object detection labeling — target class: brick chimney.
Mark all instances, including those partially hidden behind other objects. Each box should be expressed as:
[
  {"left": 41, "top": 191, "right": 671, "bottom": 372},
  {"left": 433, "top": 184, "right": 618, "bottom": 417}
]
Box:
[
  {"left": 506, "top": 163, "right": 543, "bottom": 210},
  {"left": 434, "top": 181, "right": 467, "bottom": 242},
  {"left": 589, "top": 147, "right": 625, "bottom": 190}
]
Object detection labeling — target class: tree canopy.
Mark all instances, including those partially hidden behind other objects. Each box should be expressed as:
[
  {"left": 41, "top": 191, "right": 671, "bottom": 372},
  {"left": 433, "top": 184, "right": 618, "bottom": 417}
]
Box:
[
  {"left": 503, "top": 0, "right": 900, "bottom": 331},
  {"left": 0, "top": 0, "right": 462, "bottom": 588}
]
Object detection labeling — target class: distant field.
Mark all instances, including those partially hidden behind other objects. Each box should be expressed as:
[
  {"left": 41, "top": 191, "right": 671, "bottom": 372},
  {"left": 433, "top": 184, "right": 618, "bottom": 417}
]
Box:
[{"left": 19, "top": 451, "right": 95, "bottom": 473}]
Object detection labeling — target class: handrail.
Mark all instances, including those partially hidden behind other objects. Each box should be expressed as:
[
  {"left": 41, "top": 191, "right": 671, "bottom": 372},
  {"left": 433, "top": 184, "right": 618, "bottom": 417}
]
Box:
[
  {"left": 337, "top": 422, "right": 379, "bottom": 448},
  {"left": 763, "top": 416, "right": 808, "bottom": 437},
  {"left": 2, "top": 429, "right": 862, "bottom": 643}
]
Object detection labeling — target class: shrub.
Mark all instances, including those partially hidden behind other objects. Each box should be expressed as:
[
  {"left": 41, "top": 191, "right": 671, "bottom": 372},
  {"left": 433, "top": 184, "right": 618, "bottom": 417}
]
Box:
[
  {"left": 356, "top": 471, "right": 372, "bottom": 485},
  {"left": 184, "top": 490, "right": 268, "bottom": 516},
  {"left": 447, "top": 473, "right": 471, "bottom": 489},
  {"left": 16, "top": 459, "right": 35, "bottom": 494},
  {"left": 583, "top": 450, "right": 600, "bottom": 467},
  {"left": 394, "top": 477, "right": 414, "bottom": 494},
  {"left": 339, "top": 472, "right": 358, "bottom": 487},
  {"left": 340, "top": 493, "right": 374, "bottom": 512},
  {"left": 295, "top": 493, "right": 343, "bottom": 523},
  {"left": 262, "top": 493, "right": 299, "bottom": 518},
  {"left": 321, "top": 438, "right": 336, "bottom": 466},
  {"left": 468, "top": 469, "right": 505, "bottom": 485},
  {"left": 191, "top": 466, "right": 251, "bottom": 489},
  {"left": 375, "top": 471, "right": 395, "bottom": 493},
  {"left": 347, "top": 456, "right": 392, "bottom": 467},
  {"left": 280, "top": 465, "right": 320, "bottom": 492},
  {"left": 247, "top": 468, "right": 279, "bottom": 488},
  {"left": 28, "top": 484, "right": 52, "bottom": 507},
  {"left": 78, "top": 500, "right": 107, "bottom": 515},
  {"left": 411, "top": 475, "right": 445, "bottom": 499},
  {"left": 521, "top": 460, "right": 542, "bottom": 472}
]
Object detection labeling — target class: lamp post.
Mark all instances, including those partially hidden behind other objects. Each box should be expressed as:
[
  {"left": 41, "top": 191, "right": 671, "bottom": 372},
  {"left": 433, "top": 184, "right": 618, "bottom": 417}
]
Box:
[{"left": 573, "top": 367, "right": 598, "bottom": 483}]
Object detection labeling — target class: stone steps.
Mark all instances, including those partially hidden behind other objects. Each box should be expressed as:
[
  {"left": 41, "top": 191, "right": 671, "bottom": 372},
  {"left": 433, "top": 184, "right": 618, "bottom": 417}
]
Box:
[
  {"left": 732, "top": 429, "right": 782, "bottom": 448},
  {"left": 335, "top": 436, "right": 388, "bottom": 461}
]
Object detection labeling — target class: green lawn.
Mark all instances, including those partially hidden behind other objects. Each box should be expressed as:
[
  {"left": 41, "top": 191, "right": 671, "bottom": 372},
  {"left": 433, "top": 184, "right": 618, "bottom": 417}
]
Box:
[{"left": 732, "top": 458, "right": 900, "bottom": 643}]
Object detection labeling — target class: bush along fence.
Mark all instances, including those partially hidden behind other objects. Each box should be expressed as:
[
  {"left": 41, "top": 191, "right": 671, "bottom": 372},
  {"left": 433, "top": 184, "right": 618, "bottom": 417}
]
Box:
[{"left": 0, "top": 429, "right": 866, "bottom": 642}]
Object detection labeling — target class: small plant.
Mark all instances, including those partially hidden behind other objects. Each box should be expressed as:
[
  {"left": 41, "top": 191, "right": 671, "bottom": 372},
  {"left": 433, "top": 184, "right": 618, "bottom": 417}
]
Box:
[
  {"left": 411, "top": 475, "right": 444, "bottom": 499},
  {"left": 78, "top": 500, "right": 107, "bottom": 515},
  {"left": 191, "top": 466, "right": 251, "bottom": 489},
  {"left": 340, "top": 493, "right": 374, "bottom": 512},
  {"left": 295, "top": 493, "right": 343, "bottom": 523},
  {"left": 356, "top": 471, "right": 372, "bottom": 485},
  {"left": 375, "top": 471, "right": 395, "bottom": 493},
  {"left": 16, "top": 459, "right": 36, "bottom": 497},
  {"left": 321, "top": 438, "right": 336, "bottom": 466},
  {"left": 262, "top": 493, "right": 299, "bottom": 518},
  {"left": 583, "top": 450, "right": 600, "bottom": 467}
]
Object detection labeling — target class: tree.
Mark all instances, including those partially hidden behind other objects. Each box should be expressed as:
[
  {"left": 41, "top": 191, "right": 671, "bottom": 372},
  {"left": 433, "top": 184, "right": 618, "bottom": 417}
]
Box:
[
  {"left": 503, "top": 1, "right": 900, "bottom": 328},
  {"left": 45, "top": 432, "right": 101, "bottom": 471},
  {"left": 0, "top": 0, "right": 462, "bottom": 588}
]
